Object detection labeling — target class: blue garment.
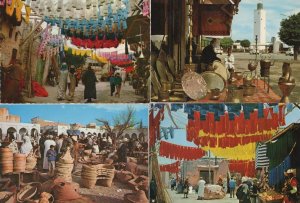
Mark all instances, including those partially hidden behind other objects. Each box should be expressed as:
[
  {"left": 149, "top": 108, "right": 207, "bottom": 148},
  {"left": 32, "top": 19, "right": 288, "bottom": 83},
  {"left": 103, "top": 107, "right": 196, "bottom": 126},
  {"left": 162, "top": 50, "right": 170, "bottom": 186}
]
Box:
[
  {"left": 229, "top": 179, "right": 236, "bottom": 189},
  {"left": 110, "top": 76, "right": 115, "bottom": 86},
  {"left": 46, "top": 149, "right": 57, "bottom": 161}
]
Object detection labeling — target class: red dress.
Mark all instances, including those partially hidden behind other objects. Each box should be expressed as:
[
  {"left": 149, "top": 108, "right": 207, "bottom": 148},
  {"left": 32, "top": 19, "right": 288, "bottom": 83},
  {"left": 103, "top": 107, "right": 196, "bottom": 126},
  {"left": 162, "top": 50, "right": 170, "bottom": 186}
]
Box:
[{"left": 284, "top": 177, "right": 298, "bottom": 203}]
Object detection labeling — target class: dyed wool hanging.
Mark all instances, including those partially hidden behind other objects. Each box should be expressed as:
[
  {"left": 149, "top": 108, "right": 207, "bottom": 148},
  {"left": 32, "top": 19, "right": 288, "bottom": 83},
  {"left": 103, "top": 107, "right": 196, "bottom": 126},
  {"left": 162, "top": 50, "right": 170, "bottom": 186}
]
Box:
[
  {"left": 149, "top": 108, "right": 164, "bottom": 148},
  {"left": 186, "top": 106, "right": 285, "bottom": 148},
  {"left": 160, "top": 161, "right": 180, "bottom": 173},
  {"left": 159, "top": 141, "right": 205, "bottom": 161},
  {"left": 229, "top": 160, "right": 256, "bottom": 177},
  {"left": 202, "top": 143, "right": 256, "bottom": 160}
]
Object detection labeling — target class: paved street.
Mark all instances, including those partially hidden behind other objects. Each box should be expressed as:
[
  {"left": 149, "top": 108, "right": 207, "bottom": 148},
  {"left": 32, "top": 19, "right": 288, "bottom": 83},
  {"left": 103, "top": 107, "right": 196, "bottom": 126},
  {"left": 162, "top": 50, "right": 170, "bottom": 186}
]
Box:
[
  {"left": 219, "top": 52, "right": 300, "bottom": 102},
  {"left": 167, "top": 189, "right": 239, "bottom": 203},
  {"left": 24, "top": 81, "right": 146, "bottom": 103}
]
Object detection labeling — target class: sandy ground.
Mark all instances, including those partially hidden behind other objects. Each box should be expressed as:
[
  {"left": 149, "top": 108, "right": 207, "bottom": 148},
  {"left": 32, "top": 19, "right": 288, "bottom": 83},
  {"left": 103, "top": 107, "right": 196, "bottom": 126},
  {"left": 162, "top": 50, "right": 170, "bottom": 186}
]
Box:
[
  {"left": 219, "top": 52, "right": 300, "bottom": 102},
  {"left": 24, "top": 81, "right": 146, "bottom": 103},
  {"left": 167, "top": 188, "right": 239, "bottom": 203}
]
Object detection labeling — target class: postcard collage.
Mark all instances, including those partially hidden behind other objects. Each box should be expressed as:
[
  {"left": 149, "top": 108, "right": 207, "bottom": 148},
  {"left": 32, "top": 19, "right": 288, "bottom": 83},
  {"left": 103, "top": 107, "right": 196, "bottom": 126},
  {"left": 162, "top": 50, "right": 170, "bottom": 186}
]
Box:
[{"left": 0, "top": 0, "right": 300, "bottom": 202}]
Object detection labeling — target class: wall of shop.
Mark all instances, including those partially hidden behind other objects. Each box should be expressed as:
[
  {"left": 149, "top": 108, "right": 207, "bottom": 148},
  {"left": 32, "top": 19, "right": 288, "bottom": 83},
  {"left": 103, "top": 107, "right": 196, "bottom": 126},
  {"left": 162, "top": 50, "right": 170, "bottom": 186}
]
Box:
[{"left": 0, "top": 108, "right": 21, "bottom": 123}]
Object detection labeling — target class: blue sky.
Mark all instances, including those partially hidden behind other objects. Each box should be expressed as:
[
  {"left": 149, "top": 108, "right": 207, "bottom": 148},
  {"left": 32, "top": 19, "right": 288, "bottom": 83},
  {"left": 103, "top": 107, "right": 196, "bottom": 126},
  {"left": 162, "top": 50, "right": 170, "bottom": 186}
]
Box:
[
  {"left": 158, "top": 104, "right": 300, "bottom": 165},
  {"left": 0, "top": 104, "right": 148, "bottom": 126},
  {"left": 231, "top": 0, "right": 300, "bottom": 42}
]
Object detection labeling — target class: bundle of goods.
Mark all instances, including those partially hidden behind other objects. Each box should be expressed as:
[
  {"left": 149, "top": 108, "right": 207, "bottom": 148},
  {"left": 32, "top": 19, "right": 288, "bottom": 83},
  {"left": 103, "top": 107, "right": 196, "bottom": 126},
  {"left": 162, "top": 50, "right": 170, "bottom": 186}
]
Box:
[
  {"left": 124, "top": 190, "right": 149, "bottom": 203},
  {"left": 13, "top": 153, "right": 26, "bottom": 172},
  {"left": 259, "top": 190, "right": 284, "bottom": 203},
  {"left": 0, "top": 147, "right": 13, "bottom": 174},
  {"left": 25, "top": 150, "right": 37, "bottom": 171},
  {"left": 81, "top": 164, "right": 97, "bottom": 189},
  {"left": 96, "top": 164, "right": 115, "bottom": 187},
  {"left": 55, "top": 148, "right": 74, "bottom": 182},
  {"left": 203, "top": 185, "right": 226, "bottom": 200}
]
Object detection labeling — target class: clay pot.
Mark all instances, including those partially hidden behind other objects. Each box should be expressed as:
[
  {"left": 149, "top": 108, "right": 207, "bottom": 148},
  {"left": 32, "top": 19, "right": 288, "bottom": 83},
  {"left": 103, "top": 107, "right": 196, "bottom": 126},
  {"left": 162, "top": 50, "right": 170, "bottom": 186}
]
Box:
[
  {"left": 124, "top": 190, "right": 149, "bottom": 203},
  {"left": 116, "top": 171, "right": 135, "bottom": 183},
  {"left": 53, "top": 182, "right": 81, "bottom": 201},
  {"left": 14, "top": 154, "right": 26, "bottom": 172}
]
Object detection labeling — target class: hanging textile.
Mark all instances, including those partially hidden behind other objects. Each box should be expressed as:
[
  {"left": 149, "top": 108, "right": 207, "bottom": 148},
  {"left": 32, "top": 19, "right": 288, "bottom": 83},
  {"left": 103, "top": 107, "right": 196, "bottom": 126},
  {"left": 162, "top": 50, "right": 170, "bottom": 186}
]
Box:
[
  {"left": 149, "top": 107, "right": 164, "bottom": 148},
  {"left": 266, "top": 125, "right": 298, "bottom": 169},
  {"left": 159, "top": 141, "right": 205, "bottom": 161},
  {"left": 142, "top": 0, "right": 150, "bottom": 17},
  {"left": 5, "top": 0, "right": 16, "bottom": 16},
  {"left": 202, "top": 143, "right": 256, "bottom": 160},
  {"left": 35, "top": 58, "right": 45, "bottom": 85},
  {"left": 160, "top": 127, "right": 175, "bottom": 140},
  {"left": 160, "top": 161, "right": 180, "bottom": 173},
  {"left": 25, "top": 5, "right": 31, "bottom": 24},
  {"left": 269, "top": 156, "right": 291, "bottom": 186},
  {"left": 192, "top": 4, "right": 234, "bottom": 36},
  {"left": 229, "top": 160, "right": 256, "bottom": 177},
  {"left": 255, "top": 143, "right": 269, "bottom": 169}
]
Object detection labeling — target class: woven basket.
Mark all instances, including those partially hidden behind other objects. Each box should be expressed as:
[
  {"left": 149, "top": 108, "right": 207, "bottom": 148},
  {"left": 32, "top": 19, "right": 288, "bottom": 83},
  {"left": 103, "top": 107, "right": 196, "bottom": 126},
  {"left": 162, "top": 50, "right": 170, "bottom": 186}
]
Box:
[
  {"left": 81, "top": 164, "right": 97, "bottom": 189},
  {"left": 96, "top": 164, "right": 115, "bottom": 179}
]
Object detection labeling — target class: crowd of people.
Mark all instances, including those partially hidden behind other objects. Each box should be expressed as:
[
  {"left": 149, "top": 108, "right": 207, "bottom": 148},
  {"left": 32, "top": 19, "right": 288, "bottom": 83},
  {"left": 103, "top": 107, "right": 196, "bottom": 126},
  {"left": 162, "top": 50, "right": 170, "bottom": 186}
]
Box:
[
  {"left": 2, "top": 131, "right": 147, "bottom": 176},
  {"left": 55, "top": 61, "right": 128, "bottom": 102}
]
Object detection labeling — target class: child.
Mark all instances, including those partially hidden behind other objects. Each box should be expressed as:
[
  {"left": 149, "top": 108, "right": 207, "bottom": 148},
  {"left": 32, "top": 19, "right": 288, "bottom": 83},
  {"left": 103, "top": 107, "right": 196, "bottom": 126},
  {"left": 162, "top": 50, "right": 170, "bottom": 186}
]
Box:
[
  {"left": 225, "top": 47, "right": 235, "bottom": 71},
  {"left": 46, "top": 145, "right": 57, "bottom": 176},
  {"left": 114, "top": 73, "right": 122, "bottom": 97},
  {"left": 110, "top": 73, "right": 116, "bottom": 96}
]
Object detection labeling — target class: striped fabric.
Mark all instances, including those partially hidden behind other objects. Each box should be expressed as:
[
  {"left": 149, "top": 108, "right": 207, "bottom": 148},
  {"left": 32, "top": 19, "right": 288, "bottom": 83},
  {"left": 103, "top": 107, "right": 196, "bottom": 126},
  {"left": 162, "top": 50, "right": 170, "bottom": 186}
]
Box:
[{"left": 255, "top": 143, "right": 269, "bottom": 169}]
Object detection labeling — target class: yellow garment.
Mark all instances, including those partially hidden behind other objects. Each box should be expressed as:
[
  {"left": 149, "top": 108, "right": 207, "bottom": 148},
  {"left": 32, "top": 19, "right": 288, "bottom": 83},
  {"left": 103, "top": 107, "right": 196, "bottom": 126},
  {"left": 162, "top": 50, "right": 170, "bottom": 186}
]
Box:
[
  {"left": 25, "top": 5, "right": 31, "bottom": 24},
  {"left": 6, "top": 0, "right": 16, "bottom": 16},
  {"left": 72, "top": 48, "right": 76, "bottom": 55},
  {"left": 64, "top": 45, "right": 69, "bottom": 51},
  {"left": 86, "top": 50, "right": 92, "bottom": 56},
  {"left": 95, "top": 55, "right": 108, "bottom": 63},
  {"left": 15, "top": 0, "right": 23, "bottom": 22},
  {"left": 202, "top": 143, "right": 256, "bottom": 160}
]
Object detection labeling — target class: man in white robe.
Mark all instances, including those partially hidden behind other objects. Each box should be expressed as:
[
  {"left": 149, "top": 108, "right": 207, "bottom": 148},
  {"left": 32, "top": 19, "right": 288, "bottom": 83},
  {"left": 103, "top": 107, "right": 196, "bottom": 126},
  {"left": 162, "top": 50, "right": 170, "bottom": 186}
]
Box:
[
  {"left": 20, "top": 136, "right": 33, "bottom": 156},
  {"left": 197, "top": 177, "right": 206, "bottom": 200}
]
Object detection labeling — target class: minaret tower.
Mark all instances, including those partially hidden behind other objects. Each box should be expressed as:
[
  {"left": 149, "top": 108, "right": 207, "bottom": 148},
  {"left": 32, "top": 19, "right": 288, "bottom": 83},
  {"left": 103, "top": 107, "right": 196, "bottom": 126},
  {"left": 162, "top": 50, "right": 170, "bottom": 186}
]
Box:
[{"left": 254, "top": 2, "right": 266, "bottom": 50}]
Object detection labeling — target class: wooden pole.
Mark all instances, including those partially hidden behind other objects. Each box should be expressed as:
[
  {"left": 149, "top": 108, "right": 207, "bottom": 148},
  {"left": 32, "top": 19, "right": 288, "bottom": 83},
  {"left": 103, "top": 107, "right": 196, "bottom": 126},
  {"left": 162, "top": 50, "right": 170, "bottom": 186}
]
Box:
[{"left": 20, "top": 20, "right": 43, "bottom": 47}]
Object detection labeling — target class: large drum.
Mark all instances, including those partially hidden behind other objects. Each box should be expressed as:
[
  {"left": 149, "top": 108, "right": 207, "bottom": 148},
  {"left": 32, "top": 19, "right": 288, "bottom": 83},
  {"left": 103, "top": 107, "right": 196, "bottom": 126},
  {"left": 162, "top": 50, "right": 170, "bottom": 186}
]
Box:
[{"left": 212, "top": 61, "right": 230, "bottom": 80}]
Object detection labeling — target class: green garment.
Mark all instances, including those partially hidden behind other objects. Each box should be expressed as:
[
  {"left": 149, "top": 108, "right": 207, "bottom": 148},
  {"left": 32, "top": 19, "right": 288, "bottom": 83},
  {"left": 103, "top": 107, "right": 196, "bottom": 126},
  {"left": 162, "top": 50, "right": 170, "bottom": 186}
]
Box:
[{"left": 114, "top": 76, "right": 122, "bottom": 86}]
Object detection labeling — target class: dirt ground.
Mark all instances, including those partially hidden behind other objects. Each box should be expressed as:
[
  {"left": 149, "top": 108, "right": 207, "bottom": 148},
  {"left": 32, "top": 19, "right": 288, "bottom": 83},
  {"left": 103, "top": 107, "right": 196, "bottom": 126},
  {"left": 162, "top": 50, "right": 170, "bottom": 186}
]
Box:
[
  {"left": 219, "top": 52, "right": 300, "bottom": 102},
  {"left": 23, "top": 81, "right": 146, "bottom": 103}
]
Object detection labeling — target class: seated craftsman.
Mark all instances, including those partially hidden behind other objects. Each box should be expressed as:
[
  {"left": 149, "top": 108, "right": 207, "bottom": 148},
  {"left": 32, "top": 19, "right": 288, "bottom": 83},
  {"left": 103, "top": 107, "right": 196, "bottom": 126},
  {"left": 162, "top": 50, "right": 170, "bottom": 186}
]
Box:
[{"left": 200, "top": 38, "right": 221, "bottom": 72}]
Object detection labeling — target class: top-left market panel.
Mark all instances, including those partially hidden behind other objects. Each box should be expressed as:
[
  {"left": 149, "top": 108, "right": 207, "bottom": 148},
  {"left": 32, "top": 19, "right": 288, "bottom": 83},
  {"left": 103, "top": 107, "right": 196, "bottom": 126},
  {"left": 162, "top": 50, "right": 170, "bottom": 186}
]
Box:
[{"left": 0, "top": 0, "right": 150, "bottom": 103}]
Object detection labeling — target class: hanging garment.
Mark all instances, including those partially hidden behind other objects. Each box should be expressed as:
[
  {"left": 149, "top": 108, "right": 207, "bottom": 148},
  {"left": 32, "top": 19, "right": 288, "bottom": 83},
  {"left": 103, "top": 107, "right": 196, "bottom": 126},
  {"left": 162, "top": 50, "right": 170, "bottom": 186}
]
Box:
[
  {"left": 36, "top": 58, "right": 45, "bottom": 85},
  {"left": 25, "top": 5, "right": 31, "bottom": 23},
  {"left": 6, "top": 0, "right": 16, "bottom": 16},
  {"left": 42, "top": 55, "right": 50, "bottom": 85},
  {"left": 255, "top": 143, "right": 269, "bottom": 169}
]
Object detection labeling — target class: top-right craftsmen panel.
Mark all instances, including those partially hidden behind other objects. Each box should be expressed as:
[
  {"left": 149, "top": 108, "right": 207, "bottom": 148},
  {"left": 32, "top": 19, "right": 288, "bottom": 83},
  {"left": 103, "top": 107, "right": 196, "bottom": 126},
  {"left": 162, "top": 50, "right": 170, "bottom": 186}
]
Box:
[{"left": 150, "top": 0, "right": 300, "bottom": 103}]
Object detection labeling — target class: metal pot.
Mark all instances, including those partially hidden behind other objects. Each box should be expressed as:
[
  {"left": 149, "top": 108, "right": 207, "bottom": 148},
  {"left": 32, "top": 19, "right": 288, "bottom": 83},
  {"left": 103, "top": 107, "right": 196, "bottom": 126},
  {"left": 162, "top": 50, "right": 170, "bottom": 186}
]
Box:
[
  {"left": 248, "top": 61, "right": 258, "bottom": 72},
  {"left": 243, "top": 85, "right": 256, "bottom": 96},
  {"left": 260, "top": 60, "right": 273, "bottom": 77},
  {"left": 226, "top": 86, "right": 244, "bottom": 103},
  {"left": 161, "top": 81, "right": 173, "bottom": 93},
  {"left": 158, "top": 91, "right": 170, "bottom": 102},
  {"left": 210, "top": 88, "right": 221, "bottom": 100}
]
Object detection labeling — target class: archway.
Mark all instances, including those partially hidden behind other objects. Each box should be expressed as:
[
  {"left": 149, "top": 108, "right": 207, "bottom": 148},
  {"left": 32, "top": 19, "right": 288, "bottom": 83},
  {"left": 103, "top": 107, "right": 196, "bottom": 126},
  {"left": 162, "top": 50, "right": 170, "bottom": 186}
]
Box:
[
  {"left": 139, "top": 133, "right": 146, "bottom": 143},
  {"left": 132, "top": 133, "right": 138, "bottom": 140},
  {"left": 80, "top": 132, "right": 85, "bottom": 139},
  {"left": 19, "top": 128, "right": 28, "bottom": 138},
  {"left": 7, "top": 127, "right": 17, "bottom": 140},
  {"left": 124, "top": 133, "right": 130, "bottom": 139}
]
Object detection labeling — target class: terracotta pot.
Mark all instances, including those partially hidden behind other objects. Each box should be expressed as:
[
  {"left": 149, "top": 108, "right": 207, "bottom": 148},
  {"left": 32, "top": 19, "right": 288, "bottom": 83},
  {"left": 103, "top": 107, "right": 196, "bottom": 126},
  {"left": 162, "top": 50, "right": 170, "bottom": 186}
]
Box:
[
  {"left": 1, "top": 162, "right": 13, "bottom": 174},
  {"left": 124, "top": 190, "right": 149, "bottom": 203},
  {"left": 53, "top": 182, "right": 81, "bottom": 201}
]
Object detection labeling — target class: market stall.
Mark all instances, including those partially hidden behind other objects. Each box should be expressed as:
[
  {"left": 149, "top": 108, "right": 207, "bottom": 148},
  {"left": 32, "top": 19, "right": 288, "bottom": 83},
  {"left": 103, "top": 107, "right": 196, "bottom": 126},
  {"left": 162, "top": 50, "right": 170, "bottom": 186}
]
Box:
[
  {"left": 150, "top": 0, "right": 293, "bottom": 103},
  {"left": 1, "top": 0, "right": 150, "bottom": 103}
]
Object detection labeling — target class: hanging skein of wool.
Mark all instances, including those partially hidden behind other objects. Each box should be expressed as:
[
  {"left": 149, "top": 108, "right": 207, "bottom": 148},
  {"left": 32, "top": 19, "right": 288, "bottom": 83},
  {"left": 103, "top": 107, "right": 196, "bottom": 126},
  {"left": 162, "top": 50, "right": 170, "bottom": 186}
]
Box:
[
  {"left": 160, "top": 161, "right": 180, "bottom": 173},
  {"left": 159, "top": 141, "right": 205, "bottom": 161}
]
